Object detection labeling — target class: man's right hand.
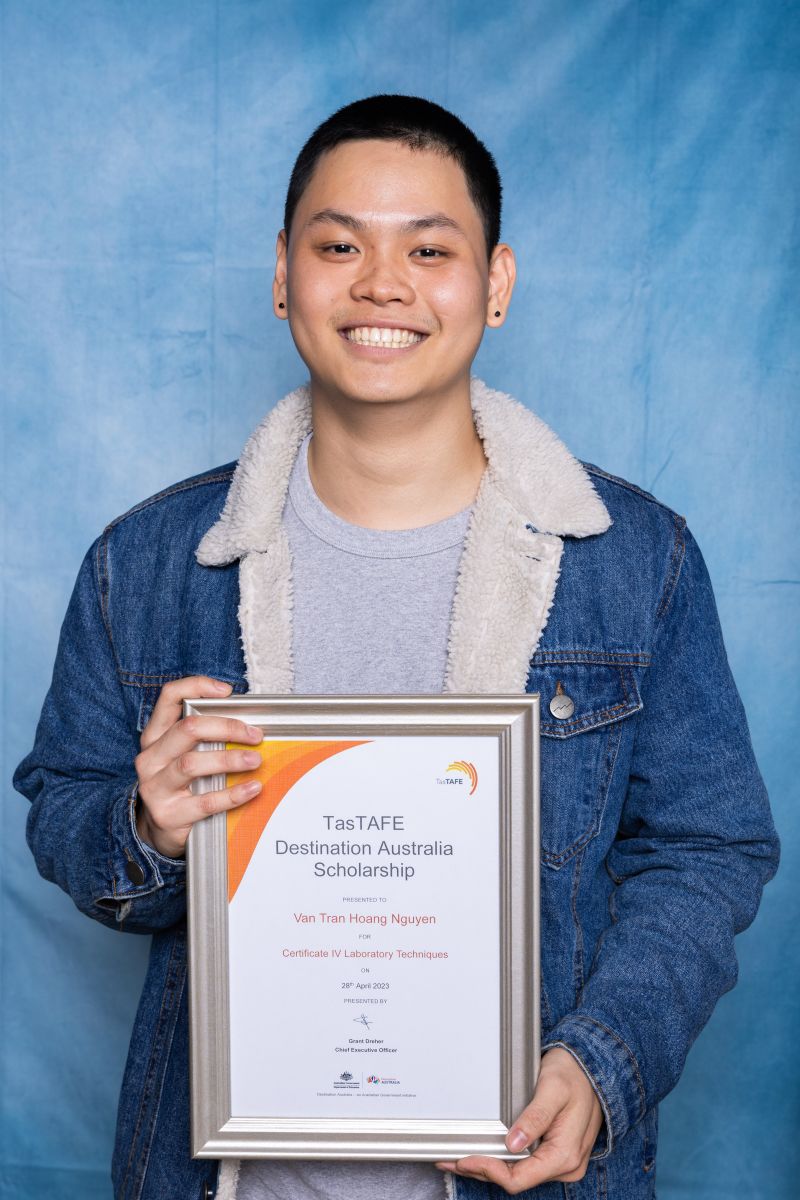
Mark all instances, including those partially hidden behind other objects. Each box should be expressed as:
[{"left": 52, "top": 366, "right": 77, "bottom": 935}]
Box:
[{"left": 134, "top": 677, "right": 264, "bottom": 858}]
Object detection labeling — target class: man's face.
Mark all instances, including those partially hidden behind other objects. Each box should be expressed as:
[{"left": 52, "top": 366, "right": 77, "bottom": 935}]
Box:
[{"left": 275, "top": 139, "right": 513, "bottom": 408}]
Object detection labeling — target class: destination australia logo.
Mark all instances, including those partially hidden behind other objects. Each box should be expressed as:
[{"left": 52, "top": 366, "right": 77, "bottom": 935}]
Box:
[{"left": 436, "top": 760, "right": 478, "bottom": 795}]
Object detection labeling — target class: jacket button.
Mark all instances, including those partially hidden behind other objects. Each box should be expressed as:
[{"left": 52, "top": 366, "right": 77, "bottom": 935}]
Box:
[
  {"left": 549, "top": 681, "right": 575, "bottom": 720},
  {"left": 202, "top": 1182, "right": 216, "bottom": 1199},
  {"left": 125, "top": 859, "right": 146, "bottom": 885}
]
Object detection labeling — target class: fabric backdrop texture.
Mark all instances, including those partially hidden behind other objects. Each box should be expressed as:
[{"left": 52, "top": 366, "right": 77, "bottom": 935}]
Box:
[{"left": 1, "top": 2, "right": 797, "bottom": 1198}]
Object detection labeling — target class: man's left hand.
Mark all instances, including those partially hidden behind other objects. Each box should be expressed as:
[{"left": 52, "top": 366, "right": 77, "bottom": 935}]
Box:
[{"left": 435, "top": 1047, "right": 603, "bottom": 1195}]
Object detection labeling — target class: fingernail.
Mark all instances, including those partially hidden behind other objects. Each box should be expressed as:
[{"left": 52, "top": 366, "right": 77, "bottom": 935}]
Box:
[
  {"left": 240, "top": 780, "right": 261, "bottom": 796},
  {"left": 242, "top": 751, "right": 262, "bottom": 766},
  {"left": 246, "top": 725, "right": 262, "bottom": 739},
  {"left": 213, "top": 680, "right": 231, "bottom": 693},
  {"left": 507, "top": 1130, "right": 528, "bottom": 1153}
]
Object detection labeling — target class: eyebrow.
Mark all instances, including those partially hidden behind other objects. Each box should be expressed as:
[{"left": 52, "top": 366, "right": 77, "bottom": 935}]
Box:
[{"left": 305, "top": 208, "right": 466, "bottom": 237}]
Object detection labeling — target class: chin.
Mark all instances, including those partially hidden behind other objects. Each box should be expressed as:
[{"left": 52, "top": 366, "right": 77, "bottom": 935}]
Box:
[{"left": 327, "top": 372, "right": 427, "bottom": 407}]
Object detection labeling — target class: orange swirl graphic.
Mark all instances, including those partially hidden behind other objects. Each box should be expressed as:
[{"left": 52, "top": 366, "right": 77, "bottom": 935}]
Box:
[
  {"left": 225, "top": 739, "right": 369, "bottom": 901},
  {"left": 446, "top": 760, "right": 478, "bottom": 795}
]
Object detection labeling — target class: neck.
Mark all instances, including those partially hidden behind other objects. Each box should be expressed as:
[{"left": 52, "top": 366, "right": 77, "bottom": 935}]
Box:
[{"left": 307, "top": 381, "right": 487, "bottom": 529}]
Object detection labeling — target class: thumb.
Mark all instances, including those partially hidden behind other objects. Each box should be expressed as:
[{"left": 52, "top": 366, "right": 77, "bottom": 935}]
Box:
[{"left": 505, "top": 1074, "right": 568, "bottom": 1153}]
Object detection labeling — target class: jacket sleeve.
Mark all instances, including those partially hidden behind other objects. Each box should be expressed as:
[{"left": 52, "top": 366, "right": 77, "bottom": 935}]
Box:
[
  {"left": 541, "top": 523, "right": 779, "bottom": 1155},
  {"left": 13, "top": 535, "right": 188, "bottom": 934}
]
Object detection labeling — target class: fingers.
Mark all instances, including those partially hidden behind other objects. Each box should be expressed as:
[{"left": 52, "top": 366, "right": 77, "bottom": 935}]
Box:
[
  {"left": 189, "top": 777, "right": 263, "bottom": 820},
  {"left": 436, "top": 1136, "right": 585, "bottom": 1194},
  {"left": 140, "top": 676, "right": 233, "bottom": 748},
  {"left": 437, "top": 1048, "right": 604, "bottom": 1194},
  {"left": 505, "top": 1094, "right": 559, "bottom": 1153},
  {"left": 152, "top": 745, "right": 264, "bottom": 797},
  {"left": 136, "top": 717, "right": 263, "bottom": 806},
  {"left": 436, "top": 1157, "right": 516, "bottom": 1190},
  {"left": 436, "top": 1138, "right": 571, "bottom": 1193},
  {"left": 141, "top": 716, "right": 263, "bottom": 776},
  {"left": 134, "top": 675, "right": 265, "bottom": 858},
  {"left": 140, "top": 776, "right": 263, "bottom": 859}
]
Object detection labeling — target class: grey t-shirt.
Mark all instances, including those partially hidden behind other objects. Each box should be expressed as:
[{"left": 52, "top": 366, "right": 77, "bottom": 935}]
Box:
[{"left": 236, "top": 433, "right": 470, "bottom": 1199}]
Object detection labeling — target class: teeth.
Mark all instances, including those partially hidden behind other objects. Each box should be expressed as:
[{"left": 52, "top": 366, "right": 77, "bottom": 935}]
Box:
[{"left": 343, "top": 326, "right": 424, "bottom": 346}]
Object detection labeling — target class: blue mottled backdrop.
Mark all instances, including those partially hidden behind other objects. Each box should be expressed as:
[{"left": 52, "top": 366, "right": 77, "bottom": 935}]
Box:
[{"left": 1, "top": 2, "right": 797, "bottom": 1197}]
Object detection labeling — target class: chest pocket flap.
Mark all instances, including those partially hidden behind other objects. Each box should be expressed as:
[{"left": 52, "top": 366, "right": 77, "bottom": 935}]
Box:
[{"left": 527, "top": 654, "right": 647, "bottom": 866}]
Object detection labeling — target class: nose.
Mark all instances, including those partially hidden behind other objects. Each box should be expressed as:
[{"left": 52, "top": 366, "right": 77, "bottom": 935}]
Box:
[{"left": 349, "top": 251, "right": 415, "bottom": 307}]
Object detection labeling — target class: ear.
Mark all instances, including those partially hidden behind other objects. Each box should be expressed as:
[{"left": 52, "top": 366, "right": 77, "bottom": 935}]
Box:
[
  {"left": 273, "top": 229, "right": 288, "bottom": 319},
  {"left": 486, "top": 243, "right": 516, "bottom": 327}
]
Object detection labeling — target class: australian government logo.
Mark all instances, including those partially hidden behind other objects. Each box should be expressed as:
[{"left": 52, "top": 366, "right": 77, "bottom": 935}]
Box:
[
  {"left": 436, "top": 760, "right": 478, "bottom": 795},
  {"left": 333, "top": 1071, "right": 360, "bottom": 1090}
]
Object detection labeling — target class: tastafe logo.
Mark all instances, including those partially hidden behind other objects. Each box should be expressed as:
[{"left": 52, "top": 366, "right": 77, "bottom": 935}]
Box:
[{"left": 444, "top": 761, "right": 478, "bottom": 795}]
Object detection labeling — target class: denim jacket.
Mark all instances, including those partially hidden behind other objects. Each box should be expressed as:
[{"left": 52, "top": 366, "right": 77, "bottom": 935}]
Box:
[{"left": 14, "top": 380, "right": 779, "bottom": 1200}]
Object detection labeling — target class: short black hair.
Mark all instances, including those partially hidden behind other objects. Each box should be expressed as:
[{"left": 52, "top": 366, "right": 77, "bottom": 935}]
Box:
[{"left": 284, "top": 94, "right": 502, "bottom": 258}]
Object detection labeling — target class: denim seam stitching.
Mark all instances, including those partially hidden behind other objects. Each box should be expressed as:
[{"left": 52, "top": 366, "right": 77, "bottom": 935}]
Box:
[
  {"left": 119, "top": 673, "right": 246, "bottom": 689},
  {"left": 571, "top": 849, "right": 585, "bottom": 997},
  {"left": 592, "top": 721, "right": 623, "bottom": 871},
  {"left": 532, "top": 650, "right": 651, "bottom": 665},
  {"left": 104, "top": 470, "right": 235, "bottom": 533},
  {"left": 601, "top": 722, "right": 624, "bottom": 831},
  {"left": 94, "top": 787, "right": 136, "bottom": 912},
  {"left": 540, "top": 664, "right": 644, "bottom": 736},
  {"left": 120, "top": 936, "right": 186, "bottom": 1196},
  {"left": 543, "top": 721, "right": 623, "bottom": 866},
  {"left": 540, "top": 700, "right": 641, "bottom": 738},
  {"left": 656, "top": 514, "right": 687, "bottom": 619},
  {"left": 95, "top": 532, "right": 124, "bottom": 675},
  {"left": 642, "top": 1110, "right": 653, "bottom": 1172},
  {"left": 120, "top": 672, "right": 184, "bottom": 683},
  {"left": 540, "top": 969, "right": 554, "bottom": 1032},
  {"left": 94, "top": 785, "right": 167, "bottom": 905},
  {"left": 134, "top": 955, "right": 187, "bottom": 1200},
  {"left": 543, "top": 820, "right": 598, "bottom": 866},
  {"left": 583, "top": 462, "right": 684, "bottom": 518},
  {"left": 120, "top": 932, "right": 186, "bottom": 1199},
  {"left": 568, "top": 1014, "right": 647, "bottom": 1118}
]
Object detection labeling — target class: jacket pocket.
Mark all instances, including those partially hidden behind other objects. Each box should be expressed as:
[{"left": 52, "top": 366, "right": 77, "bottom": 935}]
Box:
[{"left": 528, "top": 655, "right": 646, "bottom": 866}]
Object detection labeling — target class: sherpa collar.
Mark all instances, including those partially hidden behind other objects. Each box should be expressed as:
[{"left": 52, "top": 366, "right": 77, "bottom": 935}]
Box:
[
  {"left": 196, "top": 378, "right": 610, "bottom": 696},
  {"left": 196, "top": 378, "right": 610, "bottom": 567}
]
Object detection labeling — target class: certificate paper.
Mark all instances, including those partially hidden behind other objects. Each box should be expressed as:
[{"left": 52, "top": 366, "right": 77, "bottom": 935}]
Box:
[
  {"left": 227, "top": 735, "right": 500, "bottom": 1119},
  {"left": 186, "top": 696, "right": 539, "bottom": 1161}
]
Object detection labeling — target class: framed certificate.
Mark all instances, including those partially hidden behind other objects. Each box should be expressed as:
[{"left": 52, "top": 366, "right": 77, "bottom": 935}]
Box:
[{"left": 186, "top": 695, "right": 540, "bottom": 1161}]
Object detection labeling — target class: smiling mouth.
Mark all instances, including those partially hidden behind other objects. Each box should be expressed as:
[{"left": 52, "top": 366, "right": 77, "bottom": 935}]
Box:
[{"left": 340, "top": 326, "right": 427, "bottom": 348}]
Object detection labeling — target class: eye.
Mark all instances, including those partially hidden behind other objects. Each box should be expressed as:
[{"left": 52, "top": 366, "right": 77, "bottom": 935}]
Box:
[
  {"left": 412, "top": 247, "right": 447, "bottom": 259},
  {"left": 322, "top": 242, "right": 358, "bottom": 255}
]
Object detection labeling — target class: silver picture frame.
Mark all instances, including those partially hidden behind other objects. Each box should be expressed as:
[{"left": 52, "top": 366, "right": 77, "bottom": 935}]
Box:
[{"left": 186, "top": 694, "right": 540, "bottom": 1161}]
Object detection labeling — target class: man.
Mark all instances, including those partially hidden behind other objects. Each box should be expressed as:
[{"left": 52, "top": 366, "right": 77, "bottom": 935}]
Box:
[{"left": 15, "top": 95, "right": 778, "bottom": 1200}]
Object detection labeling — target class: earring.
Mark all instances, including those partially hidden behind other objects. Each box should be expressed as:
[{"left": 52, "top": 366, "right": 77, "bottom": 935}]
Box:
[
  {"left": 278, "top": 302, "right": 285, "bottom": 309},
  {"left": 494, "top": 310, "right": 501, "bottom": 317}
]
